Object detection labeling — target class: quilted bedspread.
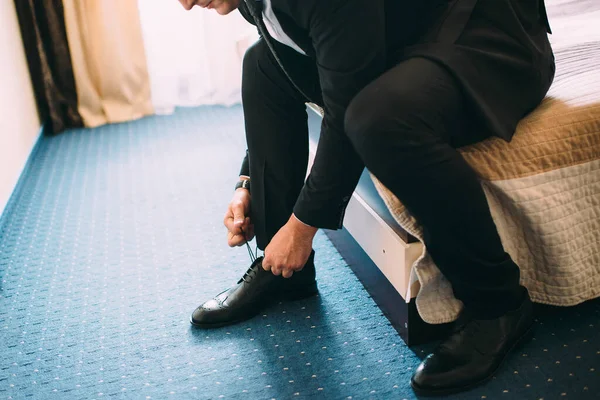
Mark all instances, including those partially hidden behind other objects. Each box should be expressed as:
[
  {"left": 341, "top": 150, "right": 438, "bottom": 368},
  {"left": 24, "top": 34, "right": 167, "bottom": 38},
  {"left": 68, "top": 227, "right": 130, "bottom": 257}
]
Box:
[{"left": 372, "top": 0, "right": 600, "bottom": 323}]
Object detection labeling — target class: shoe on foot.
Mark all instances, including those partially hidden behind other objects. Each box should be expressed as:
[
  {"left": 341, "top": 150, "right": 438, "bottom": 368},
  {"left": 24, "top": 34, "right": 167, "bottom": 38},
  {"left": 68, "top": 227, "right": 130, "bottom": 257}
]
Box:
[
  {"left": 411, "top": 293, "right": 534, "bottom": 396},
  {"left": 190, "top": 252, "right": 317, "bottom": 328}
]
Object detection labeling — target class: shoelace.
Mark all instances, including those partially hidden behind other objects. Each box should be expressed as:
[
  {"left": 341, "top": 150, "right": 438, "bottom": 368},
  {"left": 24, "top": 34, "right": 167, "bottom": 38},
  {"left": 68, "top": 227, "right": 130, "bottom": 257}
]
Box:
[
  {"left": 241, "top": 226, "right": 260, "bottom": 283},
  {"left": 241, "top": 262, "right": 259, "bottom": 283},
  {"left": 439, "top": 318, "right": 483, "bottom": 352},
  {"left": 438, "top": 320, "right": 494, "bottom": 354},
  {"left": 241, "top": 226, "right": 259, "bottom": 262}
]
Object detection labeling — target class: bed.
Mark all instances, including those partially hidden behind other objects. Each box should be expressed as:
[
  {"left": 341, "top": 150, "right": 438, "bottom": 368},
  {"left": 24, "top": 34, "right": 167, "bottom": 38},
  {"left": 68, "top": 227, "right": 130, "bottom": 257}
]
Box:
[{"left": 308, "top": 0, "right": 600, "bottom": 344}]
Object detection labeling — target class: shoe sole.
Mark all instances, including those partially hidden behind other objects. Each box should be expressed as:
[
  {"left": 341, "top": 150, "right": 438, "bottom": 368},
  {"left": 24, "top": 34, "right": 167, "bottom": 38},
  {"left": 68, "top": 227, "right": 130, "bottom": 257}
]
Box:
[
  {"left": 410, "top": 324, "right": 535, "bottom": 397},
  {"left": 189, "top": 283, "right": 318, "bottom": 329}
]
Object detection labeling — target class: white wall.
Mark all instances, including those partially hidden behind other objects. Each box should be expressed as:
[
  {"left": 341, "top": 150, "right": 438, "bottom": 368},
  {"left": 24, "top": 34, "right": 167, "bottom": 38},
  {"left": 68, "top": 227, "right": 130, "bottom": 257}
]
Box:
[{"left": 0, "top": 1, "right": 41, "bottom": 215}]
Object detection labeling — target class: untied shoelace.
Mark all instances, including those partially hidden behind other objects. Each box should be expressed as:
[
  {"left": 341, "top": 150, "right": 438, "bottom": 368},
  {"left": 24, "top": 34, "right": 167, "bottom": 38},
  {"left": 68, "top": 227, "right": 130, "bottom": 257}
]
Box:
[{"left": 240, "top": 226, "right": 261, "bottom": 283}]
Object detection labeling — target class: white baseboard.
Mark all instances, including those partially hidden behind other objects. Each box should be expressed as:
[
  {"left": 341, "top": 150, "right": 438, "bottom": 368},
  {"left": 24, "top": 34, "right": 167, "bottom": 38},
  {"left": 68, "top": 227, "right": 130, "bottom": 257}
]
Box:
[{"left": 0, "top": 124, "right": 43, "bottom": 220}]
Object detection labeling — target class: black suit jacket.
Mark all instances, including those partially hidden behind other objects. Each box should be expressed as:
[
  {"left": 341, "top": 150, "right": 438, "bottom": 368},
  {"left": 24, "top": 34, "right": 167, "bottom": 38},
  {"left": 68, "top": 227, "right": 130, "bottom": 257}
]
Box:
[{"left": 238, "top": 0, "right": 554, "bottom": 230}]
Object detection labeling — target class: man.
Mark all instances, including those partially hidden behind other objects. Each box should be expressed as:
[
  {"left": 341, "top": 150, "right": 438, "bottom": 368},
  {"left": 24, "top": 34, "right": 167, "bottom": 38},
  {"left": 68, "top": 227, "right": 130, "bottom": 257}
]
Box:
[{"left": 180, "top": 0, "right": 555, "bottom": 395}]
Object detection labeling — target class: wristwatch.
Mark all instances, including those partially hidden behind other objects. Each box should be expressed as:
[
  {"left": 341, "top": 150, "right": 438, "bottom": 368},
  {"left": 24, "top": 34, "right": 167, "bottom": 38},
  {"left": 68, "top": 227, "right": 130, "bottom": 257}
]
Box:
[{"left": 235, "top": 179, "right": 251, "bottom": 193}]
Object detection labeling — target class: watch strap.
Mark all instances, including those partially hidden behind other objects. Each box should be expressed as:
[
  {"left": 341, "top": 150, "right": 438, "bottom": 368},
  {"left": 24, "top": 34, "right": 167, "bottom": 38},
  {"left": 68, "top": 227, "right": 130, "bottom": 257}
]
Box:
[{"left": 235, "top": 179, "right": 251, "bottom": 193}]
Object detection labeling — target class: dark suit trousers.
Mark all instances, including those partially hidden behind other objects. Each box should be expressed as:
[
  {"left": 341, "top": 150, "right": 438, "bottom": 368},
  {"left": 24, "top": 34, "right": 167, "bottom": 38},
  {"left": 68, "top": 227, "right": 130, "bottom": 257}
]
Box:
[{"left": 241, "top": 38, "right": 526, "bottom": 319}]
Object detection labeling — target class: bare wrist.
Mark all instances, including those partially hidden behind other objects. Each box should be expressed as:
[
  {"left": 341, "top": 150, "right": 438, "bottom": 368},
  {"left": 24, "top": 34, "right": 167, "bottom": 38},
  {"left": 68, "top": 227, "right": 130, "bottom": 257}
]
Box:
[{"left": 291, "top": 214, "right": 318, "bottom": 236}]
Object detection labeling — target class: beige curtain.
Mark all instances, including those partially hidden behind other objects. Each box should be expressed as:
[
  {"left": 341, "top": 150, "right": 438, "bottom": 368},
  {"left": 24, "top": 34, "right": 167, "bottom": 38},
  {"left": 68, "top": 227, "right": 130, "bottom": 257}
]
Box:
[{"left": 62, "top": 0, "right": 153, "bottom": 128}]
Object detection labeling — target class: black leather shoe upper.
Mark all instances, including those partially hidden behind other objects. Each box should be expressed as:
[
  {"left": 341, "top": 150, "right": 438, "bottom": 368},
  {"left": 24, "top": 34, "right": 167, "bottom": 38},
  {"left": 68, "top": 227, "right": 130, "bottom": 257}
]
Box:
[
  {"left": 191, "top": 252, "right": 317, "bottom": 328},
  {"left": 411, "top": 293, "right": 534, "bottom": 396}
]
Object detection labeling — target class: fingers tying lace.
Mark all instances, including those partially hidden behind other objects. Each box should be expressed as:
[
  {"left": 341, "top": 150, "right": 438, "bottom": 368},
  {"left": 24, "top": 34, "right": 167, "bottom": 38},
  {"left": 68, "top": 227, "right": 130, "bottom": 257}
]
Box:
[{"left": 241, "top": 226, "right": 259, "bottom": 262}]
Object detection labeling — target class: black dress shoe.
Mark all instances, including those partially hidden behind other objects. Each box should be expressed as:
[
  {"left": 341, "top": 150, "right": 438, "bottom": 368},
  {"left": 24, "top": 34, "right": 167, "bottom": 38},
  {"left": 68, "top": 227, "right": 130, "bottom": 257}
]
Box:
[
  {"left": 411, "top": 293, "right": 535, "bottom": 396},
  {"left": 190, "top": 252, "right": 317, "bottom": 328}
]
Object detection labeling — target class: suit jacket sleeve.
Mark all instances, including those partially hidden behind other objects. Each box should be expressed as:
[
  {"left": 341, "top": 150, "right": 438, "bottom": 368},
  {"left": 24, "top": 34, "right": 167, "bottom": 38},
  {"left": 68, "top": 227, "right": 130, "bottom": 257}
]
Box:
[
  {"left": 292, "top": 0, "right": 387, "bottom": 229},
  {"left": 239, "top": 150, "right": 250, "bottom": 177}
]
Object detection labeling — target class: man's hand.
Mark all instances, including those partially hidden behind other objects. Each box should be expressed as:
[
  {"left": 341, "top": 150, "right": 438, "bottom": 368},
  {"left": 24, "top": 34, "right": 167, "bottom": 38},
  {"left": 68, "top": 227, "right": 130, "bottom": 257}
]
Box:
[
  {"left": 224, "top": 187, "right": 254, "bottom": 247},
  {"left": 263, "top": 215, "right": 318, "bottom": 278}
]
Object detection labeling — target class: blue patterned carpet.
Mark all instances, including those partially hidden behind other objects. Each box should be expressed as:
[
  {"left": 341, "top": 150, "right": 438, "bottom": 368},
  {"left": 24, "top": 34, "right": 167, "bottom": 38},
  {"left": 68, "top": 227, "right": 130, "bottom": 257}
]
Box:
[{"left": 0, "top": 106, "right": 598, "bottom": 399}]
